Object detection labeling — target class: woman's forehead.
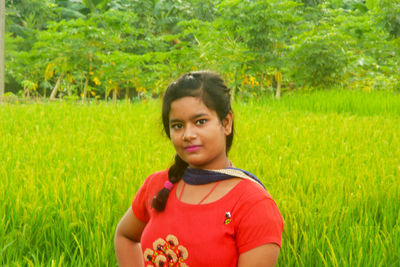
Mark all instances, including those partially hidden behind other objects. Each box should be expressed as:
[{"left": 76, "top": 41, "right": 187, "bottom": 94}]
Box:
[{"left": 169, "top": 97, "right": 216, "bottom": 119}]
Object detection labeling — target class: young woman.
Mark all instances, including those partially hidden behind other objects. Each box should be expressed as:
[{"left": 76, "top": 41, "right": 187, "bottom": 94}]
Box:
[{"left": 115, "top": 71, "right": 284, "bottom": 267}]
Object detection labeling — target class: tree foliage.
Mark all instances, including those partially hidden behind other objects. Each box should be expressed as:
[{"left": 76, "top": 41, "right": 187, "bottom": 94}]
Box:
[{"left": 4, "top": 0, "right": 400, "bottom": 100}]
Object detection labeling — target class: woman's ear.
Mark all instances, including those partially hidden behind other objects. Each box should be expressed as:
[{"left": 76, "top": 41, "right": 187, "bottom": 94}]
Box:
[{"left": 222, "top": 111, "right": 233, "bottom": 136}]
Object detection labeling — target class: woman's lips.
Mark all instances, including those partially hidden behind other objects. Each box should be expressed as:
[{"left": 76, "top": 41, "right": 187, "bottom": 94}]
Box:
[{"left": 184, "top": 145, "right": 201, "bottom": 152}]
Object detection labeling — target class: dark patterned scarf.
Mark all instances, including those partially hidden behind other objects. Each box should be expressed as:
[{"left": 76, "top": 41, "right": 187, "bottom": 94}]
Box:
[{"left": 183, "top": 167, "right": 265, "bottom": 189}]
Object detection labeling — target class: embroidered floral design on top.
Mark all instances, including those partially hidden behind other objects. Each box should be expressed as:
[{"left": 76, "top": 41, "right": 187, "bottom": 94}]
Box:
[
  {"left": 144, "top": 234, "right": 189, "bottom": 267},
  {"left": 224, "top": 211, "right": 232, "bottom": 225}
]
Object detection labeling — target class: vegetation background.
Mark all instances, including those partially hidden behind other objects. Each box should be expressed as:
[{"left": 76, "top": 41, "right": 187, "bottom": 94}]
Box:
[
  {"left": 3, "top": 0, "right": 400, "bottom": 101},
  {"left": 1, "top": 0, "right": 400, "bottom": 266},
  {"left": 1, "top": 92, "right": 400, "bottom": 266}
]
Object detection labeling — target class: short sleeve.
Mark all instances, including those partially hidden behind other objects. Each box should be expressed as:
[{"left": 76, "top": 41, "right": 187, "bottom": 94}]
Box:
[
  {"left": 131, "top": 170, "right": 170, "bottom": 223},
  {"left": 131, "top": 177, "right": 152, "bottom": 223},
  {"left": 235, "top": 197, "right": 284, "bottom": 254}
]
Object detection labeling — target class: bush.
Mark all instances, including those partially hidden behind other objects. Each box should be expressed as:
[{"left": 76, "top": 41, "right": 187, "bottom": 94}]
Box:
[{"left": 289, "top": 28, "right": 354, "bottom": 88}]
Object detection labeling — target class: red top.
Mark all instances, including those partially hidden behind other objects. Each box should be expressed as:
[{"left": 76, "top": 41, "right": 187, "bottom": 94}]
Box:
[{"left": 132, "top": 170, "right": 284, "bottom": 267}]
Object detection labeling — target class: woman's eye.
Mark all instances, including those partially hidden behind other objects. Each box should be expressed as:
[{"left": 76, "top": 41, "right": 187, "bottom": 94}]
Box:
[
  {"left": 171, "top": 124, "right": 183, "bottom": 130},
  {"left": 196, "top": 119, "right": 207, "bottom": 125}
]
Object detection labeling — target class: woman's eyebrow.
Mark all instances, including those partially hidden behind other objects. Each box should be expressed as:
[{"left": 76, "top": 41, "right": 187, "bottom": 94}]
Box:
[
  {"left": 169, "top": 113, "right": 208, "bottom": 123},
  {"left": 169, "top": 118, "right": 183, "bottom": 124},
  {"left": 190, "top": 113, "right": 208, "bottom": 120}
]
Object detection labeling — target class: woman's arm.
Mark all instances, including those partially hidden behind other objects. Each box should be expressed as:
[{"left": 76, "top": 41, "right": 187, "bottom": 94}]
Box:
[
  {"left": 114, "top": 208, "right": 147, "bottom": 267},
  {"left": 238, "top": 243, "right": 280, "bottom": 267}
]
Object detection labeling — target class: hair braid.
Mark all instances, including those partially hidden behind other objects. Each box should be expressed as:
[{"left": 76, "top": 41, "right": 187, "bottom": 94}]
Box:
[{"left": 152, "top": 154, "right": 188, "bottom": 211}]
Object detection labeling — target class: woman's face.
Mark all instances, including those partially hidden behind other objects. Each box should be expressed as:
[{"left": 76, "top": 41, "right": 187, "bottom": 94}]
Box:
[{"left": 168, "top": 96, "right": 233, "bottom": 170}]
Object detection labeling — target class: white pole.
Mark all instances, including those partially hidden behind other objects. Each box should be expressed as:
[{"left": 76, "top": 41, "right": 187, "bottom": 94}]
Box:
[{"left": 0, "top": 0, "right": 5, "bottom": 102}]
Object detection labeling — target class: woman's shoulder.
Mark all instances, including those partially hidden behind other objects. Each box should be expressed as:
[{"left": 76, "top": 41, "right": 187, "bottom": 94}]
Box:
[
  {"left": 232, "top": 179, "right": 284, "bottom": 252},
  {"left": 233, "top": 178, "right": 274, "bottom": 203},
  {"left": 141, "top": 169, "right": 170, "bottom": 190},
  {"left": 146, "top": 169, "right": 169, "bottom": 181},
  {"left": 231, "top": 179, "right": 284, "bottom": 238},
  {"left": 226, "top": 178, "right": 282, "bottom": 218}
]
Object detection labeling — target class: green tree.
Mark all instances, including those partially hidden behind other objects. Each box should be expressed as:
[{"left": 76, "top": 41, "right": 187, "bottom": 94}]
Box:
[
  {"left": 179, "top": 18, "right": 252, "bottom": 99},
  {"left": 220, "top": 0, "right": 301, "bottom": 98},
  {"left": 1, "top": 0, "right": 5, "bottom": 100},
  {"left": 289, "top": 27, "right": 354, "bottom": 88},
  {"left": 82, "top": 0, "right": 112, "bottom": 13},
  {"left": 368, "top": 0, "right": 400, "bottom": 38},
  {"left": 6, "top": 0, "right": 56, "bottom": 50}
]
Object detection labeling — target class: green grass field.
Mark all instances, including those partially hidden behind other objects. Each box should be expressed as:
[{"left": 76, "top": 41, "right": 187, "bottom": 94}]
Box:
[{"left": 1, "top": 90, "right": 399, "bottom": 266}]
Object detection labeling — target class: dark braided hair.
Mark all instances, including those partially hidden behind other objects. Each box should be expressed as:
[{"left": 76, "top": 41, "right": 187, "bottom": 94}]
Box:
[{"left": 152, "top": 71, "right": 234, "bottom": 211}]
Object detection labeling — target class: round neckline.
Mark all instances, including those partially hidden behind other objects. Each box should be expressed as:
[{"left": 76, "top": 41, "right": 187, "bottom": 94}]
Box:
[{"left": 172, "top": 179, "right": 246, "bottom": 207}]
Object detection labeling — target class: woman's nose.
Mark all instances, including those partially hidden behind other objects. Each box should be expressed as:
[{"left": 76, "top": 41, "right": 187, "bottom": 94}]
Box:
[{"left": 183, "top": 125, "right": 196, "bottom": 140}]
